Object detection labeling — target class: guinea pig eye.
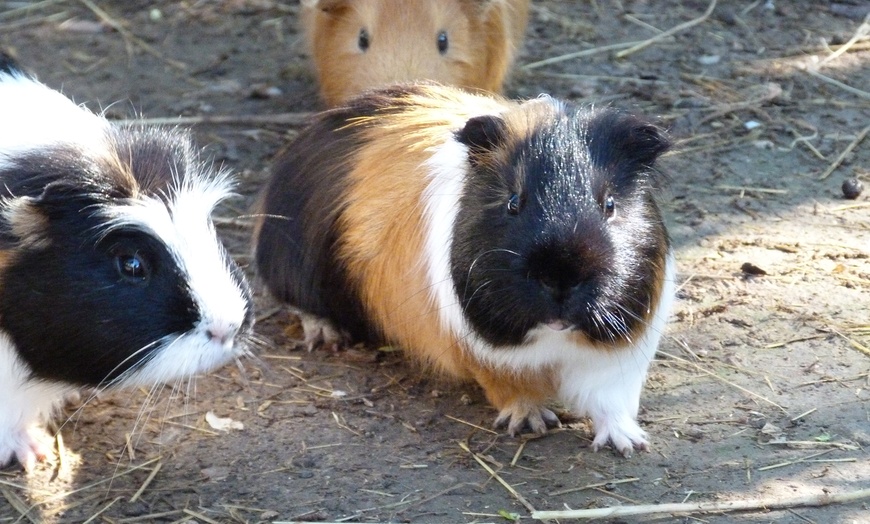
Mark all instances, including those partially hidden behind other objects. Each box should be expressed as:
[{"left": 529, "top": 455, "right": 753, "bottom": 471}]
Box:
[
  {"left": 603, "top": 195, "right": 616, "bottom": 219},
  {"left": 115, "top": 253, "right": 149, "bottom": 282},
  {"left": 358, "top": 28, "right": 370, "bottom": 51},
  {"left": 507, "top": 193, "right": 521, "bottom": 215},
  {"left": 437, "top": 31, "right": 449, "bottom": 54}
]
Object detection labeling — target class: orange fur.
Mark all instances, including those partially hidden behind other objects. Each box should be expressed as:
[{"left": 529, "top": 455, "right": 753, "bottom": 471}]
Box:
[{"left": 301, "top": 0, "right": 529, "bottom": 106}]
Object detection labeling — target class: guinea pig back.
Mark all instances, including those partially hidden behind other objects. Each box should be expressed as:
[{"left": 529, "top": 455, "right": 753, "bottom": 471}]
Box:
[
  {"left": 301, "top": 0, "right": 529, "bottom": 106},
  {"left": 0, "top": 58, "right": 253, "bottom": 468},
  {"left": 255, "top": 84, "right": 675, "bottom": 457}
]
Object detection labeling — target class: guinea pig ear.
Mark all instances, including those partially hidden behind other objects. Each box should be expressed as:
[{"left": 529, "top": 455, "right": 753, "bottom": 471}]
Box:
[
  {"left": 605, "top": 113, "right": 670, "bottom": 169},
  {"left": 0, "top": 197, "right": 48, "bottom": 249},
  {"left": 456, "top": 114, "right": 508, "bottom": 165}
]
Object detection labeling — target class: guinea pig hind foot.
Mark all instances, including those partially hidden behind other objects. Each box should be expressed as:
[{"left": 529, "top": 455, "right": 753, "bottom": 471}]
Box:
[
  {"left": 0, "top": 425, "right": 54, "bottom": 471},
  {"left": 297, "top": 312, "right": 345, "bottom": 352},
  {"left": 494, "top": 401, "right": 561, "bottom": 437}
]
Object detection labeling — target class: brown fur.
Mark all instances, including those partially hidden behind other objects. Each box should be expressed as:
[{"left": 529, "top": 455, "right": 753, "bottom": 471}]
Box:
[{"left": 301, "top": 0, "right": 529, "bottom": 107}]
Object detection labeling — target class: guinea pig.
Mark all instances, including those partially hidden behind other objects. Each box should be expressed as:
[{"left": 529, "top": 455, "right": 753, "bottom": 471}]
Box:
[
  {"left": 253, "top": 83, "right": 675, "bottom": 457},
  {"left": 0, "top": 56, "right": 254, "bottom": 470},
  {"left": 301, "top": 0, "right": 529, "bottom": 107}
]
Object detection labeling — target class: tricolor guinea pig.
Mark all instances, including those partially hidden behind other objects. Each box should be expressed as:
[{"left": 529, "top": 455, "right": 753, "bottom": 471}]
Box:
[
  {"left": 301, "top": 0, "right": 529, "bottom": 107},
  {"left": 254, "top": 84, "right": 675, "bottom": 456},
  {"left": 0, "top": 56, "right": 254, "bottom": 470}
]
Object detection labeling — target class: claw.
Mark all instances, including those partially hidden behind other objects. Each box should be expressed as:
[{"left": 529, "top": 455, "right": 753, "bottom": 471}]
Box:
[{"left": 493, "top": 402, "right": 561, "bottom": 436}]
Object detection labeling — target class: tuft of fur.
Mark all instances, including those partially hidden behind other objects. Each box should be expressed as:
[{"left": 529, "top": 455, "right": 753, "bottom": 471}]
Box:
[
  {"left": 301, "top": 0, "right": 529, "bottom": 106},
  {"left": 0, "top": 59, "right": 254, "bottom": 469},
  {"left": 255, "top": 84, "right": 675, "bottom": 456}
]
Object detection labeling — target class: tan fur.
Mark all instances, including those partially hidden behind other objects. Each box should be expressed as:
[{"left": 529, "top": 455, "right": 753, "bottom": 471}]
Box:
[{"left": 302, "top": 0, "right": 530, "bottom": 107}]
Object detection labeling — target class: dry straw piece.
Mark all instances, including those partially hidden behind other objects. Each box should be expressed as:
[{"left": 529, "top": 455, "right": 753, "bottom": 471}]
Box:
[{"left": 532, "top": 488, "right": 870, "bottom": 520}]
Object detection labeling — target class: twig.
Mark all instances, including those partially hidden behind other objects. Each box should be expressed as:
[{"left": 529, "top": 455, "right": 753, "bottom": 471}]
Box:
[
  {"left": 129, "top": 461, "right": 162, "bottom": 503},
  {"left": 117, "top": 112, "right": 314, "bottom": 127},
  {"left": 819, "top": 124, "right": 870, "bottom": 179},
  {"left": 805, "top": 67, "right": 870, "bottom": 100},
  {"left": 549, "top": 477, "right": 640, "bottom": 497},
  {"left": 445, "top": 414, "right": 498, "bottom": 435},
  {"left": 522, "top": 40, "right": 646, "bottom": 70},
  {"left": 757, "top": 449, "right": 836, "bottom": 471},
  {"left": 616, "top": 0, "right": 717, "bottom": 58},
  {"left": 458, "top": 441, "right": 538, "bottom": 516},
  {"left": 1, "top": 487, "right": 39, "bottom": 524},
  {"left": 532, "top": 488, "right": 870, "bottom": 520},
  {"left": 81, "top": 497, "right": 123, "bottom": 524},
  {"left": 764, "top": 440, "right": 859, "bottom": 451},
  {"left": 183, "top": 509, "right": 222, "bottom": 524},
  {"left": 660, "top": 346, "right": 788, "bottom": 413},
  {"left": 819, "top": 13, "right": 870, "bottom": 66},
  {"left": 716, "top": 185, "right": 788, "bottom": 194},
  {"left": 80, "top": 0, "right": 187, "bottom": 70}
]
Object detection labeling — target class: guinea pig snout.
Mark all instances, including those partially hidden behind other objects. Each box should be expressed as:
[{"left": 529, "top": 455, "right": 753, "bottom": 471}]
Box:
[
  {"left": 201, "top": 320, "right": 244, "bottom": 349},
  {"left": 526, "top": 243, "right": 606, "bottom": 302}
]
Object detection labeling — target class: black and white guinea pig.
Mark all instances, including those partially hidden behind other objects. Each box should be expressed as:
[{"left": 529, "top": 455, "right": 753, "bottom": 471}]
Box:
[
  {"left": 0, "top": 56, "right": 254, "bottom": 470},
  {"left": 254, "top": 83, "right": 675, "bottom": 457}
]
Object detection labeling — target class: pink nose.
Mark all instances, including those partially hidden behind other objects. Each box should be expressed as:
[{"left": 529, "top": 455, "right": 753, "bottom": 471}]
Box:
[{"left": 205, "top": 323, "right": 238, "bottom": 346}]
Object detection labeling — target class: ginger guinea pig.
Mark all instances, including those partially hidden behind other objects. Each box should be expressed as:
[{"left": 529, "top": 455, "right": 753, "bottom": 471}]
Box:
[
  {"left": 0, "top": 56, "right": 253, "bottom": 470},
  {"left": 254, "top": 84, "right": 675, "bottom": 456},
  {"left": 301, "top": 0, "right": 529, "bottom": 107}
]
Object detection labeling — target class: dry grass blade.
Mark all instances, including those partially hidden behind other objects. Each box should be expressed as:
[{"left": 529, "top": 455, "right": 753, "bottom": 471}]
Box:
[
  {"left": 1, "top": 487, "right": 38, "bottom": 524},
  {"left": 79, "top": 0, "right": 187, "bottom": 70},
  {"left": 805, "top": 67, "right": 870, "bottom": 100},
  {"left": 819, "top": 13, "right": 870, "bottom": 66},
  {"left": 532, "top": 488, "right": 870, "bottom": 520},
  {"left": 522, "top": 40, "right": 644, "bottom": 70},
  {"left": 458, "top": 441, "right": 538, "bottom": 516},
  {"left": 819, "top": 124, "right": 870, "bottom": 179},
  {"left": 661, "top": 346, "right": 788, "bottom": 413},
  {"left": 549, "top": 477, "right": 640, "bottom": 497},
  {"left": 616, "top": 0, "right": 717, "bottom": 58},
  {"left": 129, "top": 461, "right": 162, "bottom": 503},
  {"left": 118, "top": 112, "right": 314, "bottom": 127},
  {"left": 82, "top": 496, "right": 123, "bottom": 524}
]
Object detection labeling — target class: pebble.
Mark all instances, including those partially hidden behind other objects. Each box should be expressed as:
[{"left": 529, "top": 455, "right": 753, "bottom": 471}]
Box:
[{"left": 841, "top": 178, "right": 863, "bottom": 199}]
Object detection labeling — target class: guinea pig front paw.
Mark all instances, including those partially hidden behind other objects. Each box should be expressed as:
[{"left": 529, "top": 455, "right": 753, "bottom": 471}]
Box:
[
  {"left": 590, "top": 415, "right": 649, "bottom": 458},
  {"left": 494, "top": 401, "right": 561, "bottom": 436},
  {"left": 1, "top": 426, "right": 54, "bottom": 471}
]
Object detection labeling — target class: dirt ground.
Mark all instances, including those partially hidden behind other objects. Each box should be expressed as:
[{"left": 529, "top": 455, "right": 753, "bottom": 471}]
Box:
[{"left": 1, "top": 1, "right": 869, "bottom": 523}]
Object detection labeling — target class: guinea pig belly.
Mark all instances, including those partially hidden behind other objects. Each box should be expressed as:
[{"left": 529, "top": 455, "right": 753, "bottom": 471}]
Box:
[{"left": 0, "top": 334, "right": 70, "bottom": 469}]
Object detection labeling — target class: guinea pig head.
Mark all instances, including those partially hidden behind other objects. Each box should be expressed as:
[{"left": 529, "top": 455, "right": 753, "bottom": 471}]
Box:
[
  {"left": 451, "top": 101, "right": 670, "bottom": 349},
  {"left": 0, "top": 128, "right": 253, "bottom": 387},
  {"left": 304, "top": 0, "right": 502, "bottom": 106}
]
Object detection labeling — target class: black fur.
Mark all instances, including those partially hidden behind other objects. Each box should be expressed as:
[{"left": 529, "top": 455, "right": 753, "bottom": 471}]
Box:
[
  {"left": 450, "top": 103, "right": 670, "bottom": 347},
  {"left": 0, "top": 51, "right": 22, "bottom": 76}
]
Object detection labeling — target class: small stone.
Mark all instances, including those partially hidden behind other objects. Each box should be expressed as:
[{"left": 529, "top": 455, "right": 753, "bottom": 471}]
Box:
[{"left": 842, "top": 178, "right": 863, "bottom": 200}]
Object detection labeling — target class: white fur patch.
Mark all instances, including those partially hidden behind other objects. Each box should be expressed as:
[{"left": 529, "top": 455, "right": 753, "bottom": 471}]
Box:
[
  {"left": 0, "top": 331, "right": 71, "bottom": 468},
  {"left": 100, "top": 175, "right": 250, "bottom": 386},
  {"left": 0, "top": 70, "right": 108, "bottom": 171},
  {"left": 421, "top": 135, "right": 475, "bottom": 337}
]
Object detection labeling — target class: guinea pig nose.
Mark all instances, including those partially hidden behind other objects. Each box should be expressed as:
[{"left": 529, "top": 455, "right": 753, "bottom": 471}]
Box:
[
  {"left": 205, "top": 324, "right": 238, "bottom": 346},
  {"left": 538, "top": 271, "right": 583, "bottom": 301}
]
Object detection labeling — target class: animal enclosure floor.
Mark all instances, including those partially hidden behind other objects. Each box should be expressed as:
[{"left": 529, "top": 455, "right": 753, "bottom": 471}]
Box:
[{"left": 1, "top": 1, "right": 868, "bottom": 523}]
